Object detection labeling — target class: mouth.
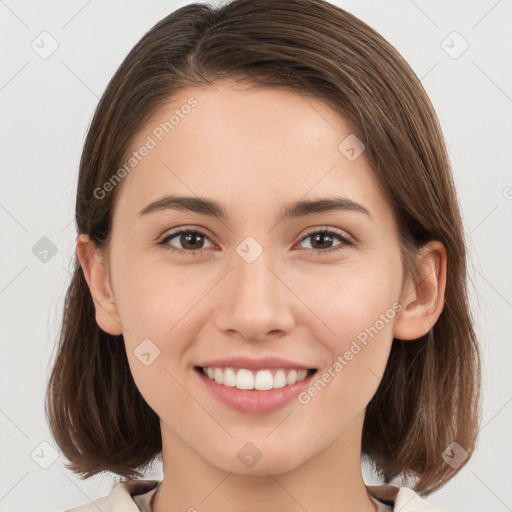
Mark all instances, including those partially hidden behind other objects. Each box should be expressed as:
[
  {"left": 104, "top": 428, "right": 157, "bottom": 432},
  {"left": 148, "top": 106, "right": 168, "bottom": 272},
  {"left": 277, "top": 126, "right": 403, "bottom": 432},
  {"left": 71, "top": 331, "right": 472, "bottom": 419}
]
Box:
[
  {"left": 194, "top": 365, "right": 319, "bottom": 415},
  {"left": 194, "top": 366, "right": 318, "bottom": 391}
]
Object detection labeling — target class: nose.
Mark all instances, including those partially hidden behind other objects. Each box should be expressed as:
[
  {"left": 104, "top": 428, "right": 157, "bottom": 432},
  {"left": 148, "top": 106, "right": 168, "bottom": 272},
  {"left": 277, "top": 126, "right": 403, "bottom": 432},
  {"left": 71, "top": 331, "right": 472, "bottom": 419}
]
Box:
[{"left": 213, "top": 245, "right": 296, "bottom": 342}]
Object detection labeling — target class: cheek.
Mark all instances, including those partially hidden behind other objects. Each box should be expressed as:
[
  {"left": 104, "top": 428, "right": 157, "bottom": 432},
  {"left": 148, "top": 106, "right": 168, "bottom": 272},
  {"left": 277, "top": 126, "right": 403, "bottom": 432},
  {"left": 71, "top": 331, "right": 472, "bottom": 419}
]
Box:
[
  {"left": 300, "top": 257, "right": 401, "bottom": 343},
  {"left": 112, "top": 257, "right": 216, "bottom": 406},
  {"left": 113, "top": 253, "right": 209, "bottom": 342},
  {"left": 297, "top": 260, "right": 401, "bottom": 410}
]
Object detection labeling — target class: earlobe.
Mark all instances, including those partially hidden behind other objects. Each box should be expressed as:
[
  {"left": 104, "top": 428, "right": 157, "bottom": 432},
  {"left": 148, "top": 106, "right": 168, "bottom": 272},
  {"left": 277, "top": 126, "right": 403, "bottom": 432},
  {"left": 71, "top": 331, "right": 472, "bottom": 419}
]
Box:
[
  {"left": 76, "top": 233, "right": 124, "bottom": 336},
  {"left": 394, "top": 240, "right": 447, "bottom": 341}
]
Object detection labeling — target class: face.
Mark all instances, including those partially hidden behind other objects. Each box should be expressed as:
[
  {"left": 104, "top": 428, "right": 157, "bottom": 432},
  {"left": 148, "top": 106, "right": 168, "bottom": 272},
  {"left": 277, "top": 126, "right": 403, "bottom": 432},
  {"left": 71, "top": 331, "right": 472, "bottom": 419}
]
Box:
[{"left": 96, "top": 81, "right": 408, "bottom": 475}]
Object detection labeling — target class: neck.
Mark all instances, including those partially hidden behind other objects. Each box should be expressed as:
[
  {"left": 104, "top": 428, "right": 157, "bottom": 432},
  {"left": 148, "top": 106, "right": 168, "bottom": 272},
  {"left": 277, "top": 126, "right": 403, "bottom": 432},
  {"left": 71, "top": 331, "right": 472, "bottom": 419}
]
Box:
[{"left": 152, "top": 412, "right": 377, "bottom": 512}]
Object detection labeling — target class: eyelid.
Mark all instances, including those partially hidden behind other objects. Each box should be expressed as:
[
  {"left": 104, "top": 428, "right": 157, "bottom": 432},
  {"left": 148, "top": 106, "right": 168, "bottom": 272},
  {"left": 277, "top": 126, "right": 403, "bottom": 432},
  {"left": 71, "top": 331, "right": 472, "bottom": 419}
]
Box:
[
  {"left": 299, "top": 225, "right": 355, "bottom": 245},
  {"left": 158, "top": 224, "right": 356, "bottom": 255},
  {"left": 158, "top": 225, "right": 218, "bottom": 245}
]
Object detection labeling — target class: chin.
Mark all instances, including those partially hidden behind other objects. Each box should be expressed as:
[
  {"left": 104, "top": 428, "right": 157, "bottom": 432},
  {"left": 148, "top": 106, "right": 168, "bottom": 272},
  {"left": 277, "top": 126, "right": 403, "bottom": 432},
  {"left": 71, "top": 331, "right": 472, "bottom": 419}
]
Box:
[{"left": 205, "top": 445, "right": 307, "bottom": 476}]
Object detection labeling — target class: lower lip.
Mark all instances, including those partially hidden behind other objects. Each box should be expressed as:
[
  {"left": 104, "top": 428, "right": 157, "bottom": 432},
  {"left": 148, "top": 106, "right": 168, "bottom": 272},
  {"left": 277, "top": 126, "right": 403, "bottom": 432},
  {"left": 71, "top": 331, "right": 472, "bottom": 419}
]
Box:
[{"left": 194, "top": 367, "right": 317, "bottom": 415}]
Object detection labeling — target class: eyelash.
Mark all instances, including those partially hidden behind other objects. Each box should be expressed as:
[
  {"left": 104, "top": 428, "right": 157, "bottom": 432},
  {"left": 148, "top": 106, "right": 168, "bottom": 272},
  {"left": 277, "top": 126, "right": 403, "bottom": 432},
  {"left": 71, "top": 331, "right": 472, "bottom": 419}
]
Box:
[{"left": 157, "top": 227, "right": 354, "bottom": 256}]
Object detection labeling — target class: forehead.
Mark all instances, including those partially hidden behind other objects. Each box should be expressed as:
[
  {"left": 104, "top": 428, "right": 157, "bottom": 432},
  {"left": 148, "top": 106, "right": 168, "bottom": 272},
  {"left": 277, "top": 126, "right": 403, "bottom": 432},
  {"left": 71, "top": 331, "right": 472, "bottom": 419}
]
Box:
[{"left": 112, "top": 80, "right": 387, "bottom": 224}]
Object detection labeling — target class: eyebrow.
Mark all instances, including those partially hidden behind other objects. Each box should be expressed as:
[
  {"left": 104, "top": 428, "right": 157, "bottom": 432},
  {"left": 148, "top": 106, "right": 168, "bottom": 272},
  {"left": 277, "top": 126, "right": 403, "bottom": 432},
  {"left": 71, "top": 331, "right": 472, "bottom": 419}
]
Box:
[{"left": 137, "top": 195, "right": 372, "bottom": 221}]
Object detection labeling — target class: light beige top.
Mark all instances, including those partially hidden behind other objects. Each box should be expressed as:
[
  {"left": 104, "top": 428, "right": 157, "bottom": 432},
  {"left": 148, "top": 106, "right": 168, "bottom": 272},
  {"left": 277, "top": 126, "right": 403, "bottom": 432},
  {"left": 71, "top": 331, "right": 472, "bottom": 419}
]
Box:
[{"left": 65, "top": 479, "right": 448, "bottom": 511}]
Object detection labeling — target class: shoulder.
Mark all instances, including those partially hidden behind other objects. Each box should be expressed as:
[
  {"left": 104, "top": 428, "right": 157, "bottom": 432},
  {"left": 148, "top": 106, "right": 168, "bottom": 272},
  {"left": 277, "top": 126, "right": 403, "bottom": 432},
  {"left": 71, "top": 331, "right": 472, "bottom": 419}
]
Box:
[
  {"left": 65, "top": 480, "right": 449, "bottom": 512},
  {"left": 367, "top": 484, "right": 451, "bottom": 512},
  {"left": 64, "top": 479, "right": 160, "bottom": 512}
]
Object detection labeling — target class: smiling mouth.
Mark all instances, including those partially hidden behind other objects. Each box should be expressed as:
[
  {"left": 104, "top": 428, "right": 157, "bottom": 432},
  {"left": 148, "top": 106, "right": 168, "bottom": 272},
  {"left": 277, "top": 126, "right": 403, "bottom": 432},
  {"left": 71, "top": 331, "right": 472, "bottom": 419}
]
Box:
[{"left": 194, "top": 366, "right": 317, "bottom": 391}]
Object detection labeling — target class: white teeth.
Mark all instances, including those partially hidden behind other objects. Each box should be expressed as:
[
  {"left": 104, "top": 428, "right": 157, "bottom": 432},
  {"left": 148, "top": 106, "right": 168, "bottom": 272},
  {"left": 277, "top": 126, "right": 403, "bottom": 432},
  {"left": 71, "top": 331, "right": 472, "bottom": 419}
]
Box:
[
  {"left": 223, "top": 368, "right": 236, "bottom": 387},
  {"left": 201, "top": 367, "right": 310, "bottom": 390},
  {"left": 214, "top": 367, "right": 223, "bottom": 384},
  {"left": 254, "top": 370, "right": 273, "bottom": 390},
  {"left": 236, "top": 369, "right": 254, "bottom": 389},
  {"left": 286, "top": 369, "right": 297, "bottom": 386},
  {"left": 273, "top": 369, "right": 287, "bottom": 388}
]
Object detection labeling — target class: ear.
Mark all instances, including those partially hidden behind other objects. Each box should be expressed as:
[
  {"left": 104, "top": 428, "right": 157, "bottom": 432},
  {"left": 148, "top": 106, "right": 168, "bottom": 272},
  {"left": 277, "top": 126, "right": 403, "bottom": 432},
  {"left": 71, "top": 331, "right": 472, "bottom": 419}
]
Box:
[
  {"left": 394, "top": 240, "right": 447, "bottom": 341},
  {"left": 76, "top": 233, "right": 124, "bottom": 336}
]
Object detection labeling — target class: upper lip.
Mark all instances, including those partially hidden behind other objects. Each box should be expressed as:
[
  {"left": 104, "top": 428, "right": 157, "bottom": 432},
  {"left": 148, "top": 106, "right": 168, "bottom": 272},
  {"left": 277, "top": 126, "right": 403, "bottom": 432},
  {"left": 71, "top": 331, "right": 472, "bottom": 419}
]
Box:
[{"left": 197, "top": 356, "right": 316, "bottom": 371}]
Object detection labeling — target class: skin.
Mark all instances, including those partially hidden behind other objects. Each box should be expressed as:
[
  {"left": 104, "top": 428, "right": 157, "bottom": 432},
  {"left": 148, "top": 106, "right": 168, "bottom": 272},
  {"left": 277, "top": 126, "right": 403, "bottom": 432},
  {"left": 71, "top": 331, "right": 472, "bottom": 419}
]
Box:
[{"left": 77, "top": 80, "right": 447, "bottom": 512}]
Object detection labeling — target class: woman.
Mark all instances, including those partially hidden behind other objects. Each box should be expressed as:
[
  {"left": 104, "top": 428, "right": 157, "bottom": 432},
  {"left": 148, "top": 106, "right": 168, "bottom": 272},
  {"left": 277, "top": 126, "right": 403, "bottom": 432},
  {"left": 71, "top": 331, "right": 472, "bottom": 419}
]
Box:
[{"left": 46, "top": 1, "right": 481, "bottom": 510}]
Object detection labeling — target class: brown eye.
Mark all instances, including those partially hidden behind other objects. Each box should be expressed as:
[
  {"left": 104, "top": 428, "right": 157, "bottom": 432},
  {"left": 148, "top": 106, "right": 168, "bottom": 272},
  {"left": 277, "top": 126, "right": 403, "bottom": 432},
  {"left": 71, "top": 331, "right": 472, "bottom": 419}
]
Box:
[
  {"left": 159, "top": 229, "right": 214, "bottom": 254},
  {"left": 297, "top": 229, "right": 353, "bottom": 253},
  {"left": 158, "top": 227, "right": 352, "bottom": 256}
]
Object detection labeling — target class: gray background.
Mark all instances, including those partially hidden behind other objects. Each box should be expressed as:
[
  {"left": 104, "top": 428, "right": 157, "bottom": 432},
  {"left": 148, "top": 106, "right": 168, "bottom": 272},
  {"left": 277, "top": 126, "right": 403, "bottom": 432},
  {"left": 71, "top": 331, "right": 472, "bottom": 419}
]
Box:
[{"left": 1, "top": 1, "right": 511, "bottom": 511}]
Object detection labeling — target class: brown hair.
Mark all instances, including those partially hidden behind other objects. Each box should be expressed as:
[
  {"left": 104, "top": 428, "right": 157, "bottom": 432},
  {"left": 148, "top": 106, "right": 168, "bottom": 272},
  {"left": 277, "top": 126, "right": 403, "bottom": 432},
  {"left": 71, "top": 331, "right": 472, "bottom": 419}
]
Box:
[{"left": 45, "top": 0, "right": 481, "bottom": 495}]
